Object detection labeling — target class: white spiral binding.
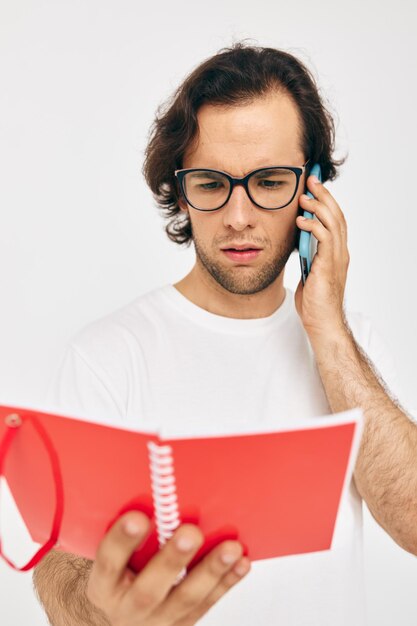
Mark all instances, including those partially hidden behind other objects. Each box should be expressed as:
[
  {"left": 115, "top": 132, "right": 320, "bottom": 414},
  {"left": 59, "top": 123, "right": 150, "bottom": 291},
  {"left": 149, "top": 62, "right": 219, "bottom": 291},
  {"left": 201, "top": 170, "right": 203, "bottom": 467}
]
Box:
[{"left": 147, "top": 440, "right": 185, "bottom": 584}]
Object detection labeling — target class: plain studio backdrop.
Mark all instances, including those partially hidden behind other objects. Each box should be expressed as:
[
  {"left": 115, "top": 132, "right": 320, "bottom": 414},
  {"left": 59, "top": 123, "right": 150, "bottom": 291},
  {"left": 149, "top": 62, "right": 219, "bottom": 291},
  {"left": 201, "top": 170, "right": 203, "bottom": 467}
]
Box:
[{"left": 0, "top": 0, "right": 416, "bottom": 624}]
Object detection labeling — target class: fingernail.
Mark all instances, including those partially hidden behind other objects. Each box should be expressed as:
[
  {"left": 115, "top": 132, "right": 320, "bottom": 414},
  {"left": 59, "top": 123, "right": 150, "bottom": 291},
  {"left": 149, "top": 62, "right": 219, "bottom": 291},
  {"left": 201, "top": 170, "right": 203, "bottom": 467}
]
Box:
[
  {"left": 302, "top": 194, "right": 311, "bottom": 200},
  {"left": 124, "top": 520, "right": 143, "bottom": 536},
  {"left": 176, "top": 535, "right": 195, "bottom": 551},
  {"left": 310, "top": 175, "right": 320, "bottom": 183},
  {"left": 221, "top": 552, "right": 239, "bottom": 564},
  {"left": 234, "top": 560, "right": 250, "bottom": 576}
]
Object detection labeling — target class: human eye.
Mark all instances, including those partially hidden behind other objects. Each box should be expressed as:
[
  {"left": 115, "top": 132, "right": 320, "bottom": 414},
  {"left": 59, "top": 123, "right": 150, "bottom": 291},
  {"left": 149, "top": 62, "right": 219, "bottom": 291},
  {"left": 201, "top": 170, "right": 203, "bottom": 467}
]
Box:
[
  {"left": 198, "top": 180, "right": 224, "bottom": 191},
  {"left": 254, "top": 169, "right": 291, "bottom": 191},
  {"left": 258, "top": 179, "right": 284, "bottom": 189},
  {"left": 188, "top": 171, "right": 226, "bottom": 192}
]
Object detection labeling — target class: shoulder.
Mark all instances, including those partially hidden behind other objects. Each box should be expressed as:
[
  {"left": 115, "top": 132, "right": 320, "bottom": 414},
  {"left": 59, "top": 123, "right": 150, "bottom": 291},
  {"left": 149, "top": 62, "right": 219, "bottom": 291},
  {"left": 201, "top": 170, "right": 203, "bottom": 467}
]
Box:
[
  {"left": 69, "top": 284, "right": 169, "bottom": 361},
  {"left": 344, "top": 307, "right": 389, "bottom": 363},
  {"left": 60, "top": 284, "right": 171, "bottom": 401},
  {"left": 44, "top": 285, "right": 171, "bottom": 422},
  {"left": 344, "top": 309, "right": 373, "bottom": 350},
  {"left": 344, "top": 307, "right": 399, "bottom": 400}
]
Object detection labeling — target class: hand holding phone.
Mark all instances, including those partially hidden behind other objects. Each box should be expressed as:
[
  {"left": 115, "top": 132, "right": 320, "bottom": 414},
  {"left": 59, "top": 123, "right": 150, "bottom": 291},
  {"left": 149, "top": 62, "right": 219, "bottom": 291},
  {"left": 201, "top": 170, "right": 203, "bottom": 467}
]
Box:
[{"left": 298, "top": 163, "right": 322, "bottom": 284}]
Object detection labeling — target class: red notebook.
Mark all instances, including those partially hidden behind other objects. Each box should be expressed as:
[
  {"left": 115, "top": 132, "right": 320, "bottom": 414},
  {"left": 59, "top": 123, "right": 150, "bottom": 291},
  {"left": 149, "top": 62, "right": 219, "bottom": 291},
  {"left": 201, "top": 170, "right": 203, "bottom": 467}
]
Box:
[{"left": 0, "top": 402, "right": 363, "bottom": 573}]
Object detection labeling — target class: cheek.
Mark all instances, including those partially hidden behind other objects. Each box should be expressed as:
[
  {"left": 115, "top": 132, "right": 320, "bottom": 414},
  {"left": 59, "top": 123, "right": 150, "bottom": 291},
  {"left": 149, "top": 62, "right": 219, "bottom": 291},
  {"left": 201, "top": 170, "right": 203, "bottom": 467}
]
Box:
[
  {"left": 192, "top": 213, "right": 220, "bottom": 236},
  {"left": 189, "top": 215, "right": 218, "bottom": 247},
  {"left": 269, "top": 207, "right": 298, "bottom": 240}
]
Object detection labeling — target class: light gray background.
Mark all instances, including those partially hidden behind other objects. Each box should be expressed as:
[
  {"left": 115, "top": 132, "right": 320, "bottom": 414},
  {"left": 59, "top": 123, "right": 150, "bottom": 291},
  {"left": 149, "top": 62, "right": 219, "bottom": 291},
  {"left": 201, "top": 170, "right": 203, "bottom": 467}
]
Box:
[{"left": 0, "top": 0, "right": 416, "bottom": 624}]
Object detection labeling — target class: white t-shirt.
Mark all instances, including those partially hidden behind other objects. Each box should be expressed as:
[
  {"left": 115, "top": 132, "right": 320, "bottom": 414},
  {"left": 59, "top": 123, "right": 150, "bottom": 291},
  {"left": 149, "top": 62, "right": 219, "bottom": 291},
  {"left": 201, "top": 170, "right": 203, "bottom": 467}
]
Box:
[{"left": 44, "top": 284, "right": 398, "bottom": 626}]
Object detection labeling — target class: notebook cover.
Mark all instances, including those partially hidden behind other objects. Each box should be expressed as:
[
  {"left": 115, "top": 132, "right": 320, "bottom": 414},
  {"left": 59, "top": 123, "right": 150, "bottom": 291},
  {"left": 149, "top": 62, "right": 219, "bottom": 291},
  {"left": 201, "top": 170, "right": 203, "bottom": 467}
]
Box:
[{"left": 0, "top": 403, "right": 363, "bottom": 572}]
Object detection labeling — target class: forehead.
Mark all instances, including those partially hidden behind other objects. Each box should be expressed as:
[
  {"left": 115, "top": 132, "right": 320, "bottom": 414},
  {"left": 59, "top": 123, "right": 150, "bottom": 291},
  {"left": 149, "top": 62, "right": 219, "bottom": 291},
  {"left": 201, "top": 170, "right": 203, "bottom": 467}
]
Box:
[{"left": 183, "top": 91, "right": 304, "bottom": 172}]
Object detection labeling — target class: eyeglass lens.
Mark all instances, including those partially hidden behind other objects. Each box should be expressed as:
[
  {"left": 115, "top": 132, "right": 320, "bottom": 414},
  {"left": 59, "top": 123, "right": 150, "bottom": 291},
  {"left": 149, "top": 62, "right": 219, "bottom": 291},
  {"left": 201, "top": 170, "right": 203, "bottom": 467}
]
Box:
[{"left": 182, "top": 168, "right": 298, "bottom": 210}]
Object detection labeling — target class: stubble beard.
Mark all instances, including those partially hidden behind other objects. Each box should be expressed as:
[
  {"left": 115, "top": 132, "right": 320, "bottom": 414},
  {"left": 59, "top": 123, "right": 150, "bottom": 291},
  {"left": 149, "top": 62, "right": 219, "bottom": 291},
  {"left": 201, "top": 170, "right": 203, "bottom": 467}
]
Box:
[{"left": 191, "top": 227, "right": 298, "bottom": 296}]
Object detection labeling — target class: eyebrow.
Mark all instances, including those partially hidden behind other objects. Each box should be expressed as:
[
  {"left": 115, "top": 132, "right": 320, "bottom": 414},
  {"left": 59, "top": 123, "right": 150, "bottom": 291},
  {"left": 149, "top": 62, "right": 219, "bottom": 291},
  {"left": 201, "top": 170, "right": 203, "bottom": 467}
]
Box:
[
  {"left": 187, "top": 167, "right": 295, "bottom": 178},
  {"left": 252, "top": 168, "right": 293, "bottom": 178},
  {"left": 188, "top": 170, "right": 225, "bottom": 179}
]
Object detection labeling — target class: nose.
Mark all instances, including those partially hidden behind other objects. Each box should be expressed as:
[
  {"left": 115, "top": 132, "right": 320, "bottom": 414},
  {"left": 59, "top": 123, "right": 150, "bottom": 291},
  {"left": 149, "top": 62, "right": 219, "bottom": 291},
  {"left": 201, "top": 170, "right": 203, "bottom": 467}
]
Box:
[{"left": 222, "top": 183, "right": 258, "bottom": 231}]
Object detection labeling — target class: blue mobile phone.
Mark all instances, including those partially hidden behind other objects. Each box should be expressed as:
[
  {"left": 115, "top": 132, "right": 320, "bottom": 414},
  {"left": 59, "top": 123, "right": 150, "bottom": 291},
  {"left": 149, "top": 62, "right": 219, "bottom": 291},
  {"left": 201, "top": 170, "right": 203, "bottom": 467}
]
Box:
[{"left": 298, "top": 163, "right": 322, "bottom": 284}]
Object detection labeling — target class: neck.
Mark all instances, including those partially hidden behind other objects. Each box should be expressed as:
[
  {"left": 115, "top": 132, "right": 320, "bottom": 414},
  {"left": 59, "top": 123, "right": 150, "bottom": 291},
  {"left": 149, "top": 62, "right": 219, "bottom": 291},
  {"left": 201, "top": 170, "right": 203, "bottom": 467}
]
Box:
[{"left": 173, "top": 263, "right": 286, "bottom": 320}]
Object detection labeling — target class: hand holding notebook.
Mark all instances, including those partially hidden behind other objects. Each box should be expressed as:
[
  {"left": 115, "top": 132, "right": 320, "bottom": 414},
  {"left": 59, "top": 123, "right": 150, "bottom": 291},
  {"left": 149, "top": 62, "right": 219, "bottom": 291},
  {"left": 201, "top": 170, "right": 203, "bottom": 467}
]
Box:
[{"left": 0, "top": 402, "right": 363, "bottom": 573}]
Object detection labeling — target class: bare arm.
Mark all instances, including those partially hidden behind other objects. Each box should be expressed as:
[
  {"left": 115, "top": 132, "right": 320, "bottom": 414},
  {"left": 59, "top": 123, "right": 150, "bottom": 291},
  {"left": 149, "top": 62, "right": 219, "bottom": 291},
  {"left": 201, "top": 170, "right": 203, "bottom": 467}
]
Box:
[
  {"left": 309, "top": 324, "right": 417, "bottom": 556},
  {"left": 32, "top": 511, "right": 250, "bottom": 626},
  {"left": 32, "top": 550, "right": 110, "bottom": 626},
  {"left": 295, "top": 173, "right": 417, "bottom": 556}
]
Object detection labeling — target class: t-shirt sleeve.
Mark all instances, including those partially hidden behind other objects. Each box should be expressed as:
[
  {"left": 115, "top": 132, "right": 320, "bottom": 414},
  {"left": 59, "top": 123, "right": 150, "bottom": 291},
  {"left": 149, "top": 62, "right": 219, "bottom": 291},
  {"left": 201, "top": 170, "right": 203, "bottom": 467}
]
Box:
[
  {"left": 348, "top": 312, "right": 414, "bottom": 419},
  {"left": 43, "top": 343, "right": 126, "bottom": 426}
]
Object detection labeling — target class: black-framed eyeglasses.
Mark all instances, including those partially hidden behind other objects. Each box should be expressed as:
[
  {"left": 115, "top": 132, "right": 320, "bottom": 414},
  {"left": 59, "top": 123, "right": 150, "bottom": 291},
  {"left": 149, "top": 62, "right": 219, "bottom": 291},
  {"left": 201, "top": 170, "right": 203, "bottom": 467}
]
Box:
[{"left": 174, "top": 159, "right": 310, "bottom": 212}]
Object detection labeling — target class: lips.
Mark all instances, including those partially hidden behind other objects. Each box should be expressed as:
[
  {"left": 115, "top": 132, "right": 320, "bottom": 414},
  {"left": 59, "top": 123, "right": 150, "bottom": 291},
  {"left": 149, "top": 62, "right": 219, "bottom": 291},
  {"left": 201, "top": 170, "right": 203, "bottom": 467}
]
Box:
[
  {"left": 221, "top": 244, "right": 262, "bottom": 251},
  {"left": 222, "top": 249, "right": 261, "bottom": 262}
]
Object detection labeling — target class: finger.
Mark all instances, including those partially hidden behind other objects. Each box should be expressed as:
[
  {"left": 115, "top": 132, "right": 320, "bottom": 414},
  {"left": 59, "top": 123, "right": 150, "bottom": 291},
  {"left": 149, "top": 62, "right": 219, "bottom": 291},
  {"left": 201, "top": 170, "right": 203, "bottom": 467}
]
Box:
[
  {"left": 306, "top": 175, "right": 342, "bottom": 216},
  {"left": 154, "top": 540, "right": 244, "bottom": 622},
  {"left": 299, "top": 195, "right": 339, "bottom": 233},
  {"left": 298, "top": 196, "right": 349, "bottom": 260},
  {"left": 307, "top": 176, "right": 347, "bottom": 225},
  {"left": 297, "top": 215, "right": 334, "bottom": 258},
  {"left": 125, "top": 523, "right": 204, "bottom": 615},
  {"left": 87, "top": 511, "right": 151, "bottom": 604},
  {"left": 181, "top": 556, "right": 251, "bottom": 624}
]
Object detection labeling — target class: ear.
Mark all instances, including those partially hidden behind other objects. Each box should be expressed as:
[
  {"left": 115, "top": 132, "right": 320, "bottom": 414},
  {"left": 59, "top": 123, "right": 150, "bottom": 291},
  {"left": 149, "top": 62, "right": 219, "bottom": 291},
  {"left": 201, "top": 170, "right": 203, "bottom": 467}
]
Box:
[{"left": 178, "top": 196, "right": 189, "bottom": 213}]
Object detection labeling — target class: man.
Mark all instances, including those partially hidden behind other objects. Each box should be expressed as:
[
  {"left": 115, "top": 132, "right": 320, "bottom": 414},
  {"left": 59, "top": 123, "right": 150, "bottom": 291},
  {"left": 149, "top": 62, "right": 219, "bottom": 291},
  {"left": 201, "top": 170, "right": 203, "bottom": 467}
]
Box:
[{"left": 32, "top": 43, "right": 417, "bottom": 625}]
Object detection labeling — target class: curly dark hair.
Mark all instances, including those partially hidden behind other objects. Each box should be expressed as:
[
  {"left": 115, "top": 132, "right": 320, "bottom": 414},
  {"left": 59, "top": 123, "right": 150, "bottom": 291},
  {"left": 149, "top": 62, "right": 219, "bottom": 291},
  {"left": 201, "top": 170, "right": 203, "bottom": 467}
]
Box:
[{"left": 142, "top": 41, "right": 347, "bottom": 247}]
